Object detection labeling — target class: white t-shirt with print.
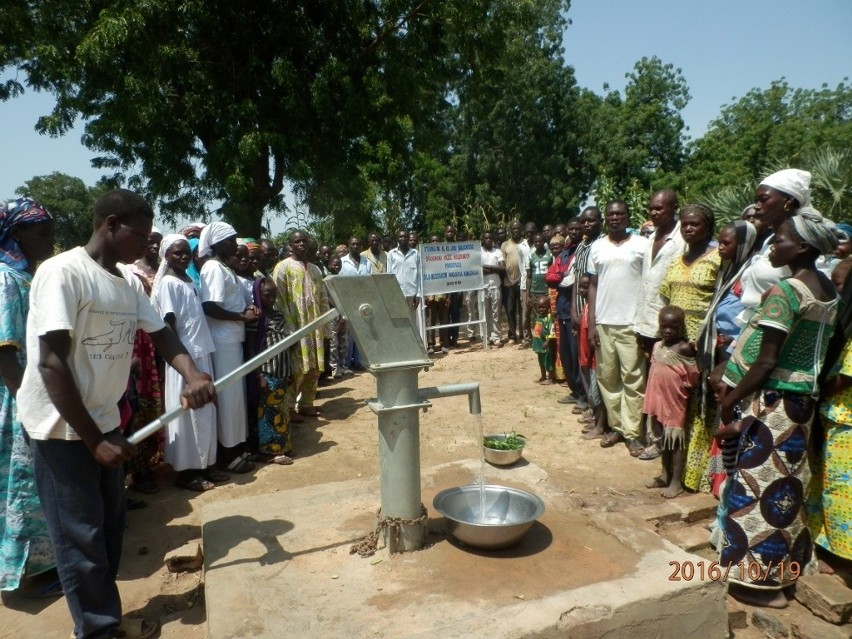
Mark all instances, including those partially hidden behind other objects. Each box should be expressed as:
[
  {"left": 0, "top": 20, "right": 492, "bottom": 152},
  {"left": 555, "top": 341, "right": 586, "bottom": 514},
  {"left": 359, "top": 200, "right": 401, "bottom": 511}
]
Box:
[
  {"left": 19, "top": 247, "right": 166, "bottom": 440},
  {"left": 587, "top": 234, "right": 647, "bottom": 326},
  {"left": 200, "top": 259, "right": 246, "bottom": 343}
]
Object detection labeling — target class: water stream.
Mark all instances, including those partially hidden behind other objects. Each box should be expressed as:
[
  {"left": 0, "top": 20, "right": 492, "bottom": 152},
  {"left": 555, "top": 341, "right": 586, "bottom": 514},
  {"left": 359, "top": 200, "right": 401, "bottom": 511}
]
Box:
[{"left": 473, "top": 413, "right": 486, "bottom": 521}]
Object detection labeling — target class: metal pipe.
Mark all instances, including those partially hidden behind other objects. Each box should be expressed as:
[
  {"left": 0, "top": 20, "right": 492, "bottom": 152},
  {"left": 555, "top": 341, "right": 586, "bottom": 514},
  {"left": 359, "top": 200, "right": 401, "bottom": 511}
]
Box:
[
  {"left": 417, "top": 382, "right": 481, "bottom": 415},
  {"left": 128, "top": 308, "right": 339, "bottom": 445}
]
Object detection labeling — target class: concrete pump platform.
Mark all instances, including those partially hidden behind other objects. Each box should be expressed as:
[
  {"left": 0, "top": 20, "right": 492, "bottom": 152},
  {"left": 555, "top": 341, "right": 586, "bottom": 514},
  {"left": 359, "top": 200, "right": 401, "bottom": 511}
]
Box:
[{"left": 202, "top": 460, "right": 727, "bottom": 638}]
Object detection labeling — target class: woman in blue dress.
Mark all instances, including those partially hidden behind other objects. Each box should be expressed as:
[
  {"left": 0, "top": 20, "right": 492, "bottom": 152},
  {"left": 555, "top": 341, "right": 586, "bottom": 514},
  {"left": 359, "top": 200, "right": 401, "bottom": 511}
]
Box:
[{"left": 0, "top": 198, "right": 58, "bottom": 596}]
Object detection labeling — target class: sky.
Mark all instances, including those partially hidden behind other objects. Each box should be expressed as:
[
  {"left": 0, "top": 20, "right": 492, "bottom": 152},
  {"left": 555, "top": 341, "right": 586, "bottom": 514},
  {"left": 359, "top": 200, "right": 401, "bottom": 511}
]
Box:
[{"left": 0, "top": 0, "right": 850, "bottom": 232}]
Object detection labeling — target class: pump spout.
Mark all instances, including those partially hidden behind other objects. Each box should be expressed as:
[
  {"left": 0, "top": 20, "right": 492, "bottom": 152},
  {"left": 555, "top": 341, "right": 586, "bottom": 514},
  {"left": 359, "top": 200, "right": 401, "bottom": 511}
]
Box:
[{"left": 418, "top": 382, "right": 481, "bottom": 415}]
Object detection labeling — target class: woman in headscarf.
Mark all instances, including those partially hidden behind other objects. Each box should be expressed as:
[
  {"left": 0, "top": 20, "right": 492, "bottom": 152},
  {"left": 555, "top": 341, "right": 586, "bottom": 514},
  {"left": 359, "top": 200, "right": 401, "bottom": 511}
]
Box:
[
  {"left": 739, "top": 168, "right": 811, "bottom": 318},
  {"left": 698, "top": 220, "right": 758, "bottom": 496},
  {"left": 0, "top": 198, "right": 59, "bottom": 596},
  {"left": 654, "top": 204, "right": 722, "bottom": 488},
  {"left": 715, "top": 210, "right": 839, "bottom": 608},
  {"left": 151, "top": 234, "right": 223, "bottom": 491},
  {"left": 199, "top": 222, "right": 259, "bottom": 473}
]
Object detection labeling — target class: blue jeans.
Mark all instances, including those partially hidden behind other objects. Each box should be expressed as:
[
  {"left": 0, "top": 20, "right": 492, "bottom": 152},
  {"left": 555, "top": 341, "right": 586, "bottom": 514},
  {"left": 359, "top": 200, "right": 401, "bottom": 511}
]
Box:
[{"left": 30, "top": 433, "right": 125, "bottom": 639}]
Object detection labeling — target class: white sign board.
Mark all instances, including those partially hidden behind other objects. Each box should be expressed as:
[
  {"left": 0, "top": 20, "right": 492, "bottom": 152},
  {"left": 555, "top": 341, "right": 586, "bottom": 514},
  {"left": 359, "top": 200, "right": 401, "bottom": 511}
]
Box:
[{"left": 420, "top": 241, "right": 483, "bottom": 296}]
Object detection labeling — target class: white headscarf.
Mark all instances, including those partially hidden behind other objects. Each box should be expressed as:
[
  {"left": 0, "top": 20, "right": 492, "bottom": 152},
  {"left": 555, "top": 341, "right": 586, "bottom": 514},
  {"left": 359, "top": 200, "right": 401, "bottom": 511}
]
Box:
[
  {"left": 151, "top": 233, "right": 191, "bottom": 313},
  {"left": 197, "top": 221, "right": 237, "bottom": 257},
  {"left": 790, "top": 207, "right": 838, "bottom": 256},
  {"left": 759, "top": 168, "right": 812, "bottom": 208}
]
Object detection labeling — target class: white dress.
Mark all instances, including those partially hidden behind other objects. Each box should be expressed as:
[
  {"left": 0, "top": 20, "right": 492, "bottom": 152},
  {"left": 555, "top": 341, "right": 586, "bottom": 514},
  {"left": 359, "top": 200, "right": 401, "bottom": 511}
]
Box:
[{"left": 157, "top": 275, "right": 218, "bottom": 471}]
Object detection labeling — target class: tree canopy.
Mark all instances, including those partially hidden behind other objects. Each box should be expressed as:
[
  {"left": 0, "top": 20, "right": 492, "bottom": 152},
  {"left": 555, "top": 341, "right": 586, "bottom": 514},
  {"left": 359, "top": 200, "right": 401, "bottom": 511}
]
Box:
[
  {"left": 4, "top": 3, "right": 850, "bottom": 240},
  {"left": 2, "top": 0, "right": 580, "bottom": 237}
]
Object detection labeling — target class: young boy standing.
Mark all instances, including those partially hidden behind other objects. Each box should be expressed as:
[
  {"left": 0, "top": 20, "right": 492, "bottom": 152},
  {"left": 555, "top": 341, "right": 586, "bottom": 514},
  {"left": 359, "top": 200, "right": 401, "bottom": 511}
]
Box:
[
  {"left": 19, "top": 189, "right": 216, "bottom": 639},
  {"left": 531, "top": 296, "right": 557, "bottom": 383}
]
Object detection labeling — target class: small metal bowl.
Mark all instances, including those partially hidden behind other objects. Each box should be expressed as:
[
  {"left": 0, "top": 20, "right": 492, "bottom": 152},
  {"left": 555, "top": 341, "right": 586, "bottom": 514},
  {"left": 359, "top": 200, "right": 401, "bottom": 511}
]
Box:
[
  {"left": 483, "top": 434, "right": 526, "bottom": 466},
  {"left": 433, "top": 484, "right": 545, "bottom": 549}
]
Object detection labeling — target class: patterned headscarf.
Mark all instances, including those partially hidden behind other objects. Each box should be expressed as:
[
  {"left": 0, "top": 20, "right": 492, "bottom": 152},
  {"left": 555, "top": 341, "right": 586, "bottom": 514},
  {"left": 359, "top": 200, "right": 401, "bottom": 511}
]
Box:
[
  {"left": 695, "top": 220, "right": 758, "bottom": 416},
  {"left": 240, "top": 237, "right": 262, "bottom": 252},
  {"left": 834, "top": 223, "right": 852, "bottom": 243},
  {"left": 790, "top": 207, "right": 838, "bottom": 255},
  {"left": 179, "top": 221, "right": 206, "bottom": 237},
  {"left": 0, "top": 198, "right": 54, "bottom": 270}
]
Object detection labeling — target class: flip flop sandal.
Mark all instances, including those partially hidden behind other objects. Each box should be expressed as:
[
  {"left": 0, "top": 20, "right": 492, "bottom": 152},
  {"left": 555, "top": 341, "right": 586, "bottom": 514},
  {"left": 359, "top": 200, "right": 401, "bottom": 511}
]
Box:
[
  {"left": 225, "top": 456, "right": 255, "bottom": 474},
  {"left": 177, "top": 477, "right": 215, "bottom": 492},
  {"left": 113, "top": 617, "right": 161, "bottom": 639},
  {"left": 288, "top": 411, "right": 305, "bottom": 423},
  {"left": 269, "top": 454, "right": 295, "bottom": 465},
  {"left": 298, "top": 407, "right": 321, "bottom": 417},
  {"left": 203, "top": 469, "right": 230, "bottom": 483}
]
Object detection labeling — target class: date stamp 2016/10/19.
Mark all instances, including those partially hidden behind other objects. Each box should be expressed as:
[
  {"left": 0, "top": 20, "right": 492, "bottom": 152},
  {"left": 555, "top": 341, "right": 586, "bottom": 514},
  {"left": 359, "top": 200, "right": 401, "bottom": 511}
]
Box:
[{"left": 668, "top": 560, "right": 801, "bottom": 582}]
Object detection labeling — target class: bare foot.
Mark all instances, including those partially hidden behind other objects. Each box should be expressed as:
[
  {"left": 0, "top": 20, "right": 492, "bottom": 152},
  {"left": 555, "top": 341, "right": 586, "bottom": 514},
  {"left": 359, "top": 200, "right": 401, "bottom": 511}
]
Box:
[
  {"left": 728, "top": 583, "right": 788, "bottom": 608},
  {"left": 662, "top": 482, "right": 684, "bottom": 499},
  {"left": 581, "top": 427, "right": 604, "bottom": 440},
  {"left": 645, "top": 476, "right": 668, "bottom": 489},
  {"left": 818, "top": 559, "right": 836, "bottom": 575}
]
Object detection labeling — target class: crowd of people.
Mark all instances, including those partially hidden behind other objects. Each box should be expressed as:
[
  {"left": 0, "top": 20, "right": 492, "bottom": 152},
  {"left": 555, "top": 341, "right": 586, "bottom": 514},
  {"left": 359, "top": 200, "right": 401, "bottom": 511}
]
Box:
[{"left": 0, "top": 166, "right": 851, "bottom": 637}]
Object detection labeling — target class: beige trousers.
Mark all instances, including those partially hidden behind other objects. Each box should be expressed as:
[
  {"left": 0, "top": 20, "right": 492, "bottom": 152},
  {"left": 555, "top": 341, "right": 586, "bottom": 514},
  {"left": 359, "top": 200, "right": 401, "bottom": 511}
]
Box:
[{"left": 595, "top": 324, "right": 646, "bottom": 439}]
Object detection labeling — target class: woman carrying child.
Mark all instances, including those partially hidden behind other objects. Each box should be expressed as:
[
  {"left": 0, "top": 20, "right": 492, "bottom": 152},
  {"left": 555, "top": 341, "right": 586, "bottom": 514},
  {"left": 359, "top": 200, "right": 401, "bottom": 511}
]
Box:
[
  {"left": 152, "top": 234, "right": 225, "bottom": 491},
  {"left": 245, "top": 277, "right": 294, "bottom": 465},
  {"left": 643, "top": 306, "right": 699, "bottom": 499},
  {"left": 716, "top": 210, "right": 839, "bottom": 607},
  {"left": 697, "top": 220, "right": 758, "bottom": 495}
]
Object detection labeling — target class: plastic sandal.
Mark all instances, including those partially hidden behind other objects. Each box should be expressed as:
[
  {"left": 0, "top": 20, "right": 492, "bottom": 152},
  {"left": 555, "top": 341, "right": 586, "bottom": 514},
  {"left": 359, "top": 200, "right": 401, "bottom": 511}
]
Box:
[
  {"left": 177, "top": 477, "right": 215, "bottom": 492},
  {"left": 225, "top": 455, "right": 255, "bottom": 474}
]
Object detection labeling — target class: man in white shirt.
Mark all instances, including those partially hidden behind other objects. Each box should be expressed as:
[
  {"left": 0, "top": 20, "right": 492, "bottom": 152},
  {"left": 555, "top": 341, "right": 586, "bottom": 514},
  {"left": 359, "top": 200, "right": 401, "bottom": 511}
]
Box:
[
  {"left": 633, "top": 190, "right": 685, "bottom": 355},
  {"left": 340, "top": 236, "right": 372, "bottom": 276},
  {"left": 387, "top": 229, "right": 423, "bottom": 337},
  {"left": 20, "top": 189, "right": 215, "bottom": 639},
  {"left": 481, "top": 230, "right": 506, "bottom": 347},
  {"left": 586, "top": 200, "right": 648, "bottom": 455},
  {"left": 339, "top": 236, "right": 371, "bottom": 370},
  {"left": 518, "top": 222, "right": 535, "bottom": 346}
]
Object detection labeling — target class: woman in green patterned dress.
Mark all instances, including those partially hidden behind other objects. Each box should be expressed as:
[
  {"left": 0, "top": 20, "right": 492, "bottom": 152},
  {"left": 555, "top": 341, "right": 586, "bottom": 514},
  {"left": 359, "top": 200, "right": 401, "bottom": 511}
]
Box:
[
  {"left": 716, "top": 211, "right": 839, "bottom": 608},
  {"left": 0, "top": 198, "right": 58, "bottom": 596}
]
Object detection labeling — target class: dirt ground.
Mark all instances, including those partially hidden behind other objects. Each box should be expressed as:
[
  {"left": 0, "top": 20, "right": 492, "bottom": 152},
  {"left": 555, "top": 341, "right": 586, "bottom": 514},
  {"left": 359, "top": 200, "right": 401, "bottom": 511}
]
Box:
[{"left": 1, "top": 339, "right": 747, "bottom": 638}]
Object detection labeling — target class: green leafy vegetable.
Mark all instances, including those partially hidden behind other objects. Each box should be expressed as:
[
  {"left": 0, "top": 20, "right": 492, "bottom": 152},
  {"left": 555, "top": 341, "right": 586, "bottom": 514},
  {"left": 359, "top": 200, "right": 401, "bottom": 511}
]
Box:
[{"left": 483, "top": 432, "right": 526, "bottom": 450}]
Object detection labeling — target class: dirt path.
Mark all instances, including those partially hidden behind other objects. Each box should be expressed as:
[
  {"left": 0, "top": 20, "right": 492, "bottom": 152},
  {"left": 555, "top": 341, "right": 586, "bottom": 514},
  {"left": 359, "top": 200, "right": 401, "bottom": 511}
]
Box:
[{"left": 1, "top": 342, "right": 696, "bottom": 638}]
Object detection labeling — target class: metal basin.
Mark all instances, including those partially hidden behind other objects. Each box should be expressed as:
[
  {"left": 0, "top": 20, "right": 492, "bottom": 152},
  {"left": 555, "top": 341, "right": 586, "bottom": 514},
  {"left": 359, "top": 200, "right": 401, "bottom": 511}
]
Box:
[
  {"left": 433, "top": 485, "right": 545, "bottom": 550},
  {"left": 483, "top": 434, "right": 526, "bottom": 466}
]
